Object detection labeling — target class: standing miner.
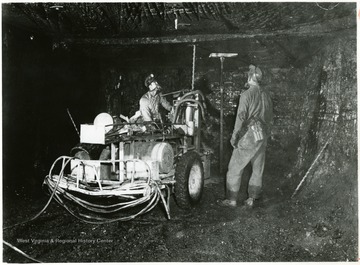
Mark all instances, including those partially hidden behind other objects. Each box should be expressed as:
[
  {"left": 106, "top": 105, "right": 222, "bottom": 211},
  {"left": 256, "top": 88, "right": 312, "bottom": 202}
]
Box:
[{"left": 218, "top": 64, "right": 273, "bottom": 208}]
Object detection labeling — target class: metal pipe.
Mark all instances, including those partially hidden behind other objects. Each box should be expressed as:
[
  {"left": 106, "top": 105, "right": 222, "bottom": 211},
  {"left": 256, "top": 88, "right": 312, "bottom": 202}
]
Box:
[
  {"left": 220, "top": 57, "right": 224, "bottom": 174},
  {"left": 192, "top": 44, "right": 196, "bottom": 90},
  {"left": 67, "top": 108, "right": 80, "bottom": 138},
  {"left": 291, "top": 139, "right": 330, "bottom": 198},
  {"left": 195, "top": 95, "right": 201, "bottom": 151},
  {"left": 209, "top": 52, "right": 238, "bottom": 174}
]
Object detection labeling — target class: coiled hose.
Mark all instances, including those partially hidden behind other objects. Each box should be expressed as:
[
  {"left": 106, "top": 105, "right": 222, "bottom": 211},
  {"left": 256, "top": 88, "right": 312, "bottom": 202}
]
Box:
[
  {"left": 43, "top": 156, "right": 167, "bottom": 224},
  {"left": 3, "top": 155, "right": 171, "bottom": 262}
]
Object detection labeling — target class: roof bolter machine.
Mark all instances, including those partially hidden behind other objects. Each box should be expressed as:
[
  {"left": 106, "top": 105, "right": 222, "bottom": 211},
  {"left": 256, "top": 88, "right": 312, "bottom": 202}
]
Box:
[{"left": 43, "top": 89, "right": 211, "bottom": 223}]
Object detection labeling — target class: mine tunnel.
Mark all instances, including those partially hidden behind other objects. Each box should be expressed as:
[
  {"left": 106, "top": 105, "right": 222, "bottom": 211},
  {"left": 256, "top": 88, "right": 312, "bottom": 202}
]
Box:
[{"left": 2, "top": 2, "right": 357, "bottom": 262}]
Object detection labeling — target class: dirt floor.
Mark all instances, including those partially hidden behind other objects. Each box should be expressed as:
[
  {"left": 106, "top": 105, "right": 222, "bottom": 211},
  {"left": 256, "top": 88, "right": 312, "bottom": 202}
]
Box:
[{"left": 3, "top": 164, "right": 358, "bottom": 263}]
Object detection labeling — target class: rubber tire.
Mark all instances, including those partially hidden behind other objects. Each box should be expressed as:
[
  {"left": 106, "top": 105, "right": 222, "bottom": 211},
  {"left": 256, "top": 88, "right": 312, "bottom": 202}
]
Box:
[{"left": 174, "top": 151, "right": 205, "bottom": 209}]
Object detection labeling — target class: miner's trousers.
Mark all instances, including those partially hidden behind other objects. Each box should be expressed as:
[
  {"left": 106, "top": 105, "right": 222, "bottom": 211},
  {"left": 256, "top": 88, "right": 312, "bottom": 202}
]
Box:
[{"left": 226, "top": 138, "right": 267, "bottom": 201}]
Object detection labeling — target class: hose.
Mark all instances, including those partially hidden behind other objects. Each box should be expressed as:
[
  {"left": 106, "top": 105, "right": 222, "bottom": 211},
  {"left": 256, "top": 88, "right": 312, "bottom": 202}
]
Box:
[
  {"left": 161, "top": 89, "right": 188, "bottom": 97},
  {"left": 3, "top": 240, "right": 42, "bottom": 263},
  {"left": 2, "top": 156, "right": 76, "bottom": 263},
  {"left": 5, "top": 154, "right": 167, "bottom": 228},
  {"left": 70, "top": 146, "right": 89, "bottom": 157},
  {"left": 42, "top": 155, "right": 167, "bottom": 224},
  {"left": 172, "top": 90, "right": 207, "bottom": 123},
  {"left": 3, "top": 155, "right": 169, "bottom": 262},
  {"left": 179, "top": 90, "right": 207, "bottom": 112},
  {"left": 180, "top": 89, "right": 206, "bottom": 104},
  {"left": 48, "top": 181, "right": 161, "bottom": 224},
  {"left": 3, "top": 156, "right": 74, "bottom": 231},
  {"left": 45, "top": 178, "right": 156, "bottom": 214}
]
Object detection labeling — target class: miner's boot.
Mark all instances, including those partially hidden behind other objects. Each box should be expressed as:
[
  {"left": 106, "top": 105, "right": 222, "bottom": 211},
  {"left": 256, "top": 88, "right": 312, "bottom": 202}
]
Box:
[
  {"left": 244, "top": 197, "right": 255, "bottom": 208},
  {"left": 217, "top": 190, "right": 238, "bottom": 207}
]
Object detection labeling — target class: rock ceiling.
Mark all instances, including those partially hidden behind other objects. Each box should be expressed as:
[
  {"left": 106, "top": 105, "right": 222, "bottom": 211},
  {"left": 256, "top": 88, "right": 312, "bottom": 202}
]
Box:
[{"left": 2, "top": 2, "right": 356, "bottom": 68}]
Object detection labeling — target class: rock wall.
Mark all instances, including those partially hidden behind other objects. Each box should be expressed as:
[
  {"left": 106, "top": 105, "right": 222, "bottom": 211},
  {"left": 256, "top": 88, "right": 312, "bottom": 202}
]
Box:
[
  {"left": 293, "top": 36, "right": 356, "bottom": 176},
  {"left": 289, "top": 35, "right": 357, "bottom": 257}
]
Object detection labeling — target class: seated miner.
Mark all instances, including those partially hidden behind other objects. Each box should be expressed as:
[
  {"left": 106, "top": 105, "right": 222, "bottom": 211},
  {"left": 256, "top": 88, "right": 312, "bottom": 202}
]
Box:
[{"left": 139, "top": 74, "right": 173, "bottom": 124}]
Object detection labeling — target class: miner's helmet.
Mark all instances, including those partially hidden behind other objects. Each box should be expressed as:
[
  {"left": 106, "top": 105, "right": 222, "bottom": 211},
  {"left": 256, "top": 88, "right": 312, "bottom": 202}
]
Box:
[
  {"left": 144, "top": 74, "right": 159, "bottom": 91},
  {"left": 248, "top": 64, "right": 262, "bottom": 82}
]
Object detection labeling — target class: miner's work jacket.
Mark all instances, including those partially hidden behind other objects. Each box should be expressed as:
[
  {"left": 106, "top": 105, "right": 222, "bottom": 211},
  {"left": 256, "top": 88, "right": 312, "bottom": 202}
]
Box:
[
  {"left": 231, "top": 84, "right": 273, "bottom": 146},
  {"left": 139, "top": 91, "right": 172, "bottom": 122}
]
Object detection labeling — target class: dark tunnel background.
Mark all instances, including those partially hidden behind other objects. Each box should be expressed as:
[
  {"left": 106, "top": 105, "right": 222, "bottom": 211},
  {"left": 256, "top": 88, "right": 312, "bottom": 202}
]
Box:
[{"left": 2, "top": 26, "right": 102, "bottom": 196}]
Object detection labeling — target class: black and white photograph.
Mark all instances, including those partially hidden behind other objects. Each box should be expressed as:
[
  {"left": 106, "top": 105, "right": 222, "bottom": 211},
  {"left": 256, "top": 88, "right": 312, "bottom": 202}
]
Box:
[{"left": 2, "top": 1, "right": 358, "bottom": 262}]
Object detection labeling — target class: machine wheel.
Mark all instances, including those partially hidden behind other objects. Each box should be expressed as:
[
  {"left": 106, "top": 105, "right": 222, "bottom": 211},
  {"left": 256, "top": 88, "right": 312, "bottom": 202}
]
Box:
[{"left": 174, "top": 151, "right": 204, "bottom": 209}]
